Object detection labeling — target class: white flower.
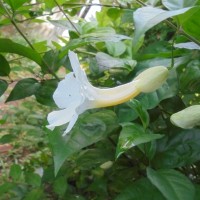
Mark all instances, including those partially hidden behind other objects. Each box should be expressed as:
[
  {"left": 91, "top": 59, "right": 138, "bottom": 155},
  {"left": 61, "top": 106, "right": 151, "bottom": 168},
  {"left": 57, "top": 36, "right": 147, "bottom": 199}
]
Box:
[
  {"left": 170, "top": 105, "right": 200, "bottom": 129},
  {"left": 47, "top": 51, "right": 168, "bottom": 136}
]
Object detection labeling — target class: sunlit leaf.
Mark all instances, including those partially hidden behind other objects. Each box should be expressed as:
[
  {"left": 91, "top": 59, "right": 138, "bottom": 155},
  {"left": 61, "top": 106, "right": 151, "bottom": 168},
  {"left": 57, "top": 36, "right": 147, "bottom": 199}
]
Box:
[
  {"left": 162, "top": 0, "right": 197, "bottom": 10},
  {"left": 133, "top": 6, "right": 192, "bottom": 52},
  {"left": 174, "top": 42, "right": 200, "bottom": 50}
]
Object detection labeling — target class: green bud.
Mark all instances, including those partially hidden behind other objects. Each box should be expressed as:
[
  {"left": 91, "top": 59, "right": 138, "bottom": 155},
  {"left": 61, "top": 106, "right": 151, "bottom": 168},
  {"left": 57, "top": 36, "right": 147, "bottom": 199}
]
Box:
[{"left": 170, "top": 105, "right": 200, "bottom": 129}]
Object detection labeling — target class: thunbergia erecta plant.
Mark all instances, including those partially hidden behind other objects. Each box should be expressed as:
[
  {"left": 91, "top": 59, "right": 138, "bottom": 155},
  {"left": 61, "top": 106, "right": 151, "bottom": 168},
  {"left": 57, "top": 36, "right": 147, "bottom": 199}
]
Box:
[{"left": 47, "top": 51, "right": 168, "bottom": 136}]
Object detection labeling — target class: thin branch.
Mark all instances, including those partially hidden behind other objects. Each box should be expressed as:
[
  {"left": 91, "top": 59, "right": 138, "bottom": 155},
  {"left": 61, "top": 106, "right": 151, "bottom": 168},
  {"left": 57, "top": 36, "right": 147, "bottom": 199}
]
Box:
[{"left": 53, "top": 0, "right": 80, "bottom": 34}]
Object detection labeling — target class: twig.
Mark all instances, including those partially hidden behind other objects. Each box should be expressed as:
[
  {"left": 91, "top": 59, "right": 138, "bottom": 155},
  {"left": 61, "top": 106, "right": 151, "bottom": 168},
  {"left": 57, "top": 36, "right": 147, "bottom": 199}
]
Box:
[{"left": 53, "top": 0, "right": 80, "bottom": 34}]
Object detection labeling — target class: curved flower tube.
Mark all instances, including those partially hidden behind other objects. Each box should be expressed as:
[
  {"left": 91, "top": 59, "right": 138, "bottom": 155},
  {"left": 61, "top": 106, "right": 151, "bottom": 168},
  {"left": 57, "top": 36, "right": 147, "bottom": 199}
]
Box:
[
  {"left": 170, "top": 105, "right": 200, "bottom": 129},
  {"left": 47, "top": 51, "right": 168, "bottom": 135}
]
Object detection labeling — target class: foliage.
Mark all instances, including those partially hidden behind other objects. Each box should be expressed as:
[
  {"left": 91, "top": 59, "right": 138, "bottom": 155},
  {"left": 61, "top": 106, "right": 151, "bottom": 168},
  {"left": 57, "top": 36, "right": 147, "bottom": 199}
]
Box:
[{"left": 0, "top": 0, "right": 200, "bottom": 199}]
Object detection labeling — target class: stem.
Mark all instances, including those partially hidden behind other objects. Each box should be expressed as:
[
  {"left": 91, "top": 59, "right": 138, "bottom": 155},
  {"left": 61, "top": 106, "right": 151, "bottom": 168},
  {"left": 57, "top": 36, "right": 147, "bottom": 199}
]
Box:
[{"left": 53, "top": 0, "right": 80, "bottom": 34}]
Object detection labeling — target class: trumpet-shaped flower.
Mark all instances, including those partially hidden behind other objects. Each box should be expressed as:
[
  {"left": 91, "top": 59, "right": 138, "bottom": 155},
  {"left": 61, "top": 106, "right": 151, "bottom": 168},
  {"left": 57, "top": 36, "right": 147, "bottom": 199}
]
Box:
[{"left": 47, "top": 51, "right": 168, "bottom": 135}]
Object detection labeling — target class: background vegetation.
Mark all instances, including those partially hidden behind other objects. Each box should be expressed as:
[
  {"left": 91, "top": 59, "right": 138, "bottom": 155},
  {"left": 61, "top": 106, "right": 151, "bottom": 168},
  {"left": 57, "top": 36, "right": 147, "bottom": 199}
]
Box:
[{"left": 0, "top": 0, "right": 200, "bottom": 199}]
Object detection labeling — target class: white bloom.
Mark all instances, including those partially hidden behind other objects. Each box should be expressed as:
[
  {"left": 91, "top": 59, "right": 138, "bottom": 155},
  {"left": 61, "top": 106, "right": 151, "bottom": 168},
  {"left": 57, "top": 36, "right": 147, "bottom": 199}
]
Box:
[
  {"left": 170, "top": 105, "right": 200, "bottom": 129},
  {"left": 47, "top": 51, "right": 168, "bottom": 136}
]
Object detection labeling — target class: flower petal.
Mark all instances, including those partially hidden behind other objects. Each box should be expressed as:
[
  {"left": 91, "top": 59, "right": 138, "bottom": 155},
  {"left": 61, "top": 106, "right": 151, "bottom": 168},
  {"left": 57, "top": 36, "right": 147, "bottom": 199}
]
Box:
[
  {"left": 63, "top": 113, "right": 79, "bottom": 136},
  {"left": 53, "top": 73, "right": 82, "bottom": 109},
  {"left": 68, "top": 51, "right": 91, "bottom": 86},
  {"left": 47, "top": 106, "right": 76, "bottom": 130}
]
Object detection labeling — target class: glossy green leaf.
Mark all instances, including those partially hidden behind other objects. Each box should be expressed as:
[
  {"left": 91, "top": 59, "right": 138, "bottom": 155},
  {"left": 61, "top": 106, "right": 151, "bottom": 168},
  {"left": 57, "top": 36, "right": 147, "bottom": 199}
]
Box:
[
  {"left": 133, "top": 6, "right": 192, "bottom": 52},
  {"left": 9, "top": 164, "right": 22, "bottom": 181},
  {"left": 0, "top": 39, "right": 46, "bottom": 70},
  {"left": 0, "top": 55, "right": 10, "bottom": 76},
  {"left": 6, "top": 78, "right": 40, "bottom": 102},
  {"left": 4, "top": 0, "right": 29, "bottom": 10},
  {"left": 49, "top": 110, "right": 118, "bottom": 175},
  {"left": 106, "top": 41, "right": 126, "bottom": 57},
  {"left": 128, "top": 99, "right": 149, "bottom": 129},
  {"left": 147, "top": 167, "right": 195, "bottom": 200},
  {"left": 35, "top": 79, "right": 57, "bottom": 106},
  {"left": 116, "top": 123, "right": 163, "bottom": 158},
  {"left": 178, "top": 7, "right": 200, "bottom": 42},
  {"left": 162, "top": 0, "right": 197, "bottom": 10},
  {"left": 153, "top": 129, "right": 200, "bottom": 168},
  {"left": 115, "top": 178, "right": 165, "bottom": 200},
  {"left": 0, "top": 79, "right": 8, "bottom": 97}
]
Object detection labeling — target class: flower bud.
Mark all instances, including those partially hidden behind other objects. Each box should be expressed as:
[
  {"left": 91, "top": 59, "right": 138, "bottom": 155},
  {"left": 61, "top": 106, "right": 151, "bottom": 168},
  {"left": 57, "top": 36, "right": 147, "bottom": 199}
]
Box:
[
  {"left": 170, "top": 105, "right": 200, "bottom": 129},
  {"left": 135, "top": 66, "right": 169, "bottom": 93}
]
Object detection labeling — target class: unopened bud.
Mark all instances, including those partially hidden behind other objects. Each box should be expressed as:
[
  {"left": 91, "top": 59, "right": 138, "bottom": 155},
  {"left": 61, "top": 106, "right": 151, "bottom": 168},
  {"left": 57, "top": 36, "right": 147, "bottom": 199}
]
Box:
[
  {"left": 135, "top": 66, "right": 168, "bottom": 93},
  {"left": 170, "top": 105, "right": 200, "bottom": 129}
]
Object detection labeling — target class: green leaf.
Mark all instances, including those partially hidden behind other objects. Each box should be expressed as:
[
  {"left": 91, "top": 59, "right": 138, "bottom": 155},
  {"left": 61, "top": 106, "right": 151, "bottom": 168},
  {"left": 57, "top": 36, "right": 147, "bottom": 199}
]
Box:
[
  {"left": 0, "top": 79, "right": 8, "bottom": 97},
  {"left": 106, "top": 41, "right": 126, "bottom": 57},
  {"left": 162, "top": 0, "right": 197, "bottom": 10},
  {"left": 174, "top": 42, "right": 200, "bottom": 50},
  {"left": 9, "top": 164, "right": 22, "bottom": 181},
  {"left": 116, "top": 123, "right": 163, "bottom": 158},
  {"left": 147, "top": 167, "right": 195, "bottom": 200},
  {"left": 81, "top": 27, "right": 131, "bottom": 42},
  {"left": 128, "top": 99, "right": 149, "bottom": 129},
  {"left": 96, "top": 52, "right": 136, "bottom": 72},
  {"left": 179, "top": 59, "right": 200, "bottom": 93},
  {"left": 115, "top": 178, "right": 165, "bottom": 200},
  {"left": 0, "top": 55, "right": 10, "bottom": 76},
  {"left": 178, "top": 7, "right": 200, "bottom": 42},
  {"left": 53, "top": 176, "right": 68, "bottom": 196},
  {"left": 24, "top": 188, "right": 45, "bottom": 200},
  {"left": 25, "top": 172, "right": 41, "bottom": 187},
  {"left": 6, "top": 78, "right": 40, "bottom": 102},
  {"left": 5, "top": 0, "right": 29, "bottom": 10},
  {"left": 35, "top": 79, "right": 57, "bottom": 106},
  {"left": 153, "top": 129, "right": 200, "bottom": 168},
  {"left": 43, "top": 50, "right": 67, "bottom": 73},
  {"left": 0, "top": 39, "right": 46, "bottom": 70},
  {"left": 133, "top": 6, "right": 192, "bottom": 52},
  {"left": 0, "top": 182, "right": 15, "bottom": 196},
  {"left": 49, "top": 110, "right": 119, "bottom": 175}
]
